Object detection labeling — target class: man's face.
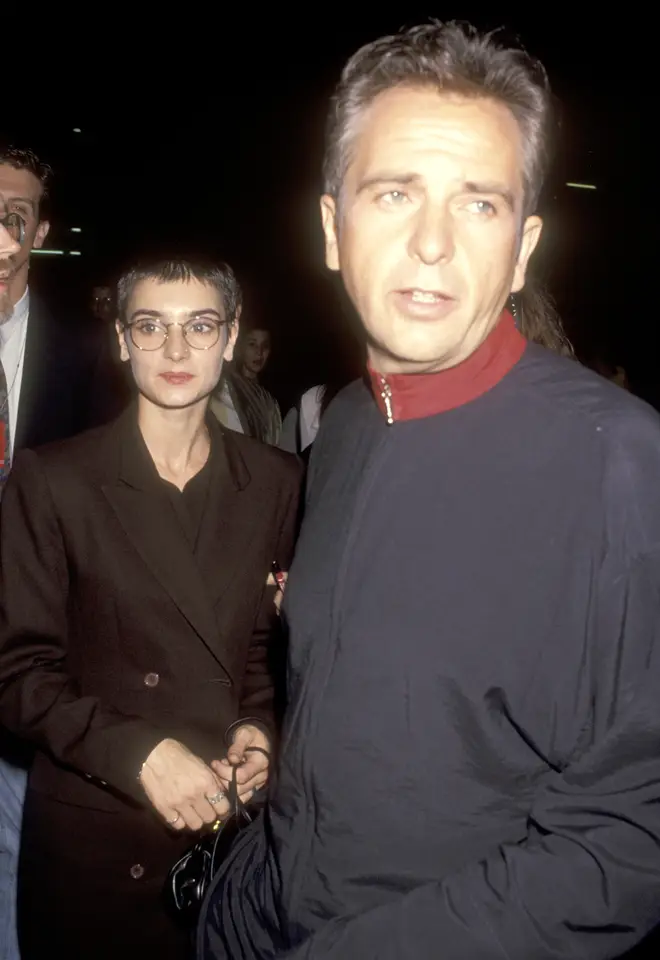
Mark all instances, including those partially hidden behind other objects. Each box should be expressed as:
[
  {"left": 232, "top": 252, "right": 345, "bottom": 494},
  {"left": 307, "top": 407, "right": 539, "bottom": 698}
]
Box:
[
  {"left": 321, "top": 88, "right": 542, "bottom": 375},
  {"left": 241, "top": 329, "right": 271, "bottom": 377},
  {"left": 91, "top": 285, "right": 114, "bottom": 322},
  {"left": 0, "top": 164, "right": 50, "bottom": 315},
  {"left": 0, "top": 222, "right": 21, "bottom": 322},
  {"left": 116, "top": 277, "right": 237, "bottom": 411}
]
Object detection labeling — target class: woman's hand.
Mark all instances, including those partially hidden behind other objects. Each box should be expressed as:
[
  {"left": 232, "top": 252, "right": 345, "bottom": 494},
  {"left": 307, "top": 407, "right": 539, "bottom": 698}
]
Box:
[
  {"left": 211, "top": 724, "right": 271, "bottom": 803},
  {"left": 139, "top": 738, "right": 231, "bottom": 830}
]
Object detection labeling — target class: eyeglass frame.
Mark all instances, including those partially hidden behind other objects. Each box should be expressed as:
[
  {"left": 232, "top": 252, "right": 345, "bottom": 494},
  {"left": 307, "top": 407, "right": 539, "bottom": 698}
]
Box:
[
  {"left": 0, "top": 212, "right": 26, "bottom": 246},
  {"left": 122, "top": 317, "right": 233, "bottom": 352}
]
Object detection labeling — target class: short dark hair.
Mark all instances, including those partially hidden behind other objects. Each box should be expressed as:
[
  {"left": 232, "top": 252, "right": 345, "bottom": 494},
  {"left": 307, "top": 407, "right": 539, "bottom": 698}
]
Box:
[
  {"left": 117, "top": 258, "right": 242, "bottom": 325},
  {"left": 323, "top": 21, "right": 552, "bottom": 218},
  {"left": 0, "top": 145, "right": 52, "bottom": 210}
]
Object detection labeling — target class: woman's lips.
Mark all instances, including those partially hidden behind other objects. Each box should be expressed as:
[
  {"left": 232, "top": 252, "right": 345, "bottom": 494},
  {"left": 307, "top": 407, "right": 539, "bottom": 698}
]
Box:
[{"left": 159, "top": 373, "right": 194, "bottom": 384}]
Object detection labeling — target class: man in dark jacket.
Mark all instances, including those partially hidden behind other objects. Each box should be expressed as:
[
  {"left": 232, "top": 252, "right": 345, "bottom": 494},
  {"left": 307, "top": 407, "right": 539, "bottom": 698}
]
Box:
[
  {"left": 0, "top": 143, "right": 125, "bottom": 960},
  {"left": 200, "top": 21, "right": 660, "bottom": 959}
]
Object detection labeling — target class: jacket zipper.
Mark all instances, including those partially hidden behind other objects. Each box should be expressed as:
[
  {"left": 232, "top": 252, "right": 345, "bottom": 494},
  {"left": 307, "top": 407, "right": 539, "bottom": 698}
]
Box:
[{"left": 379, "top": 376, "right": 394, "bottom": 424}]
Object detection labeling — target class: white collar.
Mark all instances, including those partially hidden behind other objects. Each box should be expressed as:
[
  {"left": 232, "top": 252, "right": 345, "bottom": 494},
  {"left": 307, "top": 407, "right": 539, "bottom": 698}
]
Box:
[{"left": 0, "top": 287, "right": 30, "bottom": 347}]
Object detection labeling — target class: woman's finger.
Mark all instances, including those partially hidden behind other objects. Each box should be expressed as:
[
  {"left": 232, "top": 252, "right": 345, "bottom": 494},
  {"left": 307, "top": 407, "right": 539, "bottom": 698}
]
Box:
[
  {"left": 164, "top": 809, "right": 185, "bottom": 831},
  {"left": 178, "top": 804, "right": 205, "bottom": 831}
]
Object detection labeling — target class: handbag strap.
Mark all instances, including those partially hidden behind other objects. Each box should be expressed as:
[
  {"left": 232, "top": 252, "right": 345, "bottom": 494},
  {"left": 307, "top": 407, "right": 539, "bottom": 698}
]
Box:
[
  {"left": 226, "top": 761, "right": 242, "bottom": 817},
  {"left": 225, "top": 760, "right": 255, "bottom": 824}
]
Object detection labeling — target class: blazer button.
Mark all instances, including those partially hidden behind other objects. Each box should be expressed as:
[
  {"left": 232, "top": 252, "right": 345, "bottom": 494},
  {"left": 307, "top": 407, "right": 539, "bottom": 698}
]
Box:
[
  {"left": 130, "top": 863, "right": 145, "bottom": 880},
  {"left": 144, "top": 672, "right": 160, "bottom": 688}
]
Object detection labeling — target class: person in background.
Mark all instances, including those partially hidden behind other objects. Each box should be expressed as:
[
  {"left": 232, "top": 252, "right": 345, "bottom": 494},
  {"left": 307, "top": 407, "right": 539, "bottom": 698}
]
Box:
[
  {"left": 201, "top": 21, "right": 660, "bottom": 959},
  {"left": 279, "top": 383, "right": 325, "bottom": 457},
  {"left": 91, "top": 284, "right": 115, "bottom": 324},
  {"left": 0, "top": 143, "right": 123, "bottom": 960},
  {"left": 280, "top": 360, "right": 364, "bottom": 460},
  {"left": 0, "top": 257, "right": 301, "bottom": 960},
  {"left": 211, "top": 319, "right": 282, "bottom": 445},
  {"left": 89, "top": 280, "right": 134, "bottom": 404}
]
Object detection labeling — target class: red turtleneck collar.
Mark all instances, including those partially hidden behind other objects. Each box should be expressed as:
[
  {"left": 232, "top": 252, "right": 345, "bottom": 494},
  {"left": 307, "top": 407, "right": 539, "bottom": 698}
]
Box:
[{"left": 368, "top": 310, "right": 525, "bottom": 423}]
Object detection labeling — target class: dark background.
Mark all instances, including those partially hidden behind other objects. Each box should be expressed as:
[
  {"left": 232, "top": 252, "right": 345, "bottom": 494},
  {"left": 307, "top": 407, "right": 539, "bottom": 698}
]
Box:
[{"left": 2, "top": 11, "right": 644, "bottom": 411}]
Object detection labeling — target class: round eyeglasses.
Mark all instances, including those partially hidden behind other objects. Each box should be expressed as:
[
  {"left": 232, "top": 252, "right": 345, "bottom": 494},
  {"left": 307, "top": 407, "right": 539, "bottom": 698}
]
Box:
[
  {"left": 0, "top": 212, "right": 26, "bottom": 246},
  {"left": 125, "top": 318, "right": 227, "bottom": 352}
]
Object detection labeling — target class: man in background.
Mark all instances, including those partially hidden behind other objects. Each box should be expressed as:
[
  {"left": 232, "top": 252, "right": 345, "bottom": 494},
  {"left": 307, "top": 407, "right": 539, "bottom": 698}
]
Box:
[{"left": 0, "top": 143, "right": 124, "bottom": 960}]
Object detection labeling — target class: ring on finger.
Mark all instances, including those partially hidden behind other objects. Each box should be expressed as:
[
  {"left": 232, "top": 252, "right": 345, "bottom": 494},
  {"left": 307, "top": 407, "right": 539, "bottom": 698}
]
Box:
[
  {"left": 167, "top": 813, "right": 181, "bottom": 825},
  {"left": 207, "top": 791, "right": 225, "bottom": 804}
]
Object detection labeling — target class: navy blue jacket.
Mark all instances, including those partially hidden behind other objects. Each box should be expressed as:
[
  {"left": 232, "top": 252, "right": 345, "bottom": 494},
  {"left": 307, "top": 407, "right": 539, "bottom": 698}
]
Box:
[{"left": 201, "top": 344, "right": 660, "bottom": 959}]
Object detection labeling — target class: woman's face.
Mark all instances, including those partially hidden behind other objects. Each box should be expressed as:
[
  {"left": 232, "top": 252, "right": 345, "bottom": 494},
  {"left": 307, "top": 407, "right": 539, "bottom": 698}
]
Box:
[
  {"left": 241, "top": 329, "right": 271, "bottom": 378},
  {"left": 117, "top": 277, "right": 237, "bottom": 411}
]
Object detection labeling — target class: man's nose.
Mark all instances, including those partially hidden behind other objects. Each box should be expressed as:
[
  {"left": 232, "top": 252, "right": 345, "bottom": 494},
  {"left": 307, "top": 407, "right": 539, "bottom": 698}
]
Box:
[
  {"left": 407, "top": 203, "right": 455, "bottom": 266},
  {"left": 0, "top": 225, "right": 21, "bottom": 259}
]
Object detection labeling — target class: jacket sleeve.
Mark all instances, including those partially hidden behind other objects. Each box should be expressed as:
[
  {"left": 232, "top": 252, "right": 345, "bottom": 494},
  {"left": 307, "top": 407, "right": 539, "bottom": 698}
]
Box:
[
  {"left": 286, "top": 547, "right": 660, "bottom": 960},
  {"left": 0, "top": 450, "right": 164, "bottom": 803},
  {"left": 233, "top": 461, "right": 302, "bottom": 738}
]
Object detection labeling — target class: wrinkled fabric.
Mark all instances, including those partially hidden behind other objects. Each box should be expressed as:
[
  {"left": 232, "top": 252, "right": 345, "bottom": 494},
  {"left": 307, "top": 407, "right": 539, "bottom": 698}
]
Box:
[{"left": 201, "top": 345, "right": 660, "bottom": 959}]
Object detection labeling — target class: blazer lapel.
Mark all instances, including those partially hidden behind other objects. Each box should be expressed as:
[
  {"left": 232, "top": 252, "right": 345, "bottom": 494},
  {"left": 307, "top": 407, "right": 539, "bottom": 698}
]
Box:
[
  {"left": 101, "top": 412, "right": 229, "bottom": 671},
  {"left": 195, "top": 421, "right": 260, "bottom": 610}
]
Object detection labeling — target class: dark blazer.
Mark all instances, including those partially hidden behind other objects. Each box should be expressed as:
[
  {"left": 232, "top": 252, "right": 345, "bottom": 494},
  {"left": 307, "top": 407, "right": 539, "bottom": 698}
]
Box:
[
  {"left": 0, "top": 294, "right": 128, "bottom": 769},
  {"left": 14, "top": 293, "right": 128, "bottom": 452},
  {"left": 0, "top": 408, "right": 301, "bottom": 959}
]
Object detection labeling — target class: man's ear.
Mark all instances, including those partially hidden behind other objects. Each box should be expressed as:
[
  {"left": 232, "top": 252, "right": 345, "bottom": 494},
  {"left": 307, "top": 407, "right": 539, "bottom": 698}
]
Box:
[
  {"left": 33, "top": 220, "right": 50, "bottom": 249},
  {"left": 320, "top": 195, "right": 340, "bottom": 272},
  {"left": 511, "top": 215, "right": 543, "bottom": 293}
]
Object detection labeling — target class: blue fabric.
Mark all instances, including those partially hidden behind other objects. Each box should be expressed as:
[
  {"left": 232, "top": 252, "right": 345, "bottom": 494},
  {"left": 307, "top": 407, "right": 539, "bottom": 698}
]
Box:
[{"left": 0, "top": 758, "right": 26, "bottom": 960}]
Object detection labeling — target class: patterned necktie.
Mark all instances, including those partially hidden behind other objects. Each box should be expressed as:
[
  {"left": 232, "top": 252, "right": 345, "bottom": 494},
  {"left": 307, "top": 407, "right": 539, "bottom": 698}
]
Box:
[{"left": 0, "top": 356, "right": 11, "bottom": 495}]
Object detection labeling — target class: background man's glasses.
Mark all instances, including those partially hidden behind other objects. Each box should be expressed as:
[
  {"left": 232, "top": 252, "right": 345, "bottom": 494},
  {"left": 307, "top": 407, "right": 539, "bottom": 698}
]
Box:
[
  {"left": 124, "top": 318, "right": 226, "bottom": 351},
  {"left": 0, "top": 213, "right": 25, "bottom": 246}
]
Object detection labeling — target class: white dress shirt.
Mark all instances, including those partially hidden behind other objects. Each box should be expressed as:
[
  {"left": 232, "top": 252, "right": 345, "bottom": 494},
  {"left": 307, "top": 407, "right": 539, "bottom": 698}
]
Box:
[{"left": 0, "top": 288, "right": 29, "bottom": 459}]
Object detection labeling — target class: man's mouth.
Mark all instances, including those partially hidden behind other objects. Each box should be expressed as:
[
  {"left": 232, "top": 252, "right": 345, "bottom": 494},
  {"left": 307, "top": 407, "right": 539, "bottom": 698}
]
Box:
[
  {"left": 406, "top": 289, "right": 454, "bottom": 303},
  {"left": 392, "top": 288, "right": 458, "bottom": 320}
]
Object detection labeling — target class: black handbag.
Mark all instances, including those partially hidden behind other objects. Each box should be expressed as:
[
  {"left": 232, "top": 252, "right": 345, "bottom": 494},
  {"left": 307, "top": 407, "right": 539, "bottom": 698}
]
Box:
[{"left": 163, "top": 761, "right": 256, "bottom": 927}]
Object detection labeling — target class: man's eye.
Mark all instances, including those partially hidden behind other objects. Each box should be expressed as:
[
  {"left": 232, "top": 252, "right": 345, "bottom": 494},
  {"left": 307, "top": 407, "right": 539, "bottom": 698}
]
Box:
[
  {"left": 466, "top": 199, "right": 496, "bottom": 216},
  {"left": 379, "top": 190, "right": 409, "bottom": 205}
]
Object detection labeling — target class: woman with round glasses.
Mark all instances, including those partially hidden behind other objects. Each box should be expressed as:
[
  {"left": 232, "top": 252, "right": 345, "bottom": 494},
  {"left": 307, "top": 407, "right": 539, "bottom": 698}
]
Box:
[{"left": 0, "top": 258, "right": 302, "bottom": 960}]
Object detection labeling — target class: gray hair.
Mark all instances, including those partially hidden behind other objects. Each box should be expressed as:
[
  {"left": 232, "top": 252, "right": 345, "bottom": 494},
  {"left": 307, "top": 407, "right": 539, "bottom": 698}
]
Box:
[{"left": 323, "top": 21, "right": 553, "bottom": 218}]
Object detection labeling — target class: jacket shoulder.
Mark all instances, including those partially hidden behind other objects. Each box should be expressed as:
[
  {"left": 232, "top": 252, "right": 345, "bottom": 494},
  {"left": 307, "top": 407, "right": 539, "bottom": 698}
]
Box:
[
  {"left": 220, "top": 428, "right": 303, "bottom": 488},
  {"left": 13, "top": 421, "right": 111, "bottom": 472}
]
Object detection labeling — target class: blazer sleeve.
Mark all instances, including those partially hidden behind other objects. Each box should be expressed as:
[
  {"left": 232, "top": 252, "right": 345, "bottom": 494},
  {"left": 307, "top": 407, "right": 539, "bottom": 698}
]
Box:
[
  {"left": 233, "top": 458, "right": 303, "bottom": 736},
  {"left": 0, "top": 450, "right": 164, "bottom": 803}
]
